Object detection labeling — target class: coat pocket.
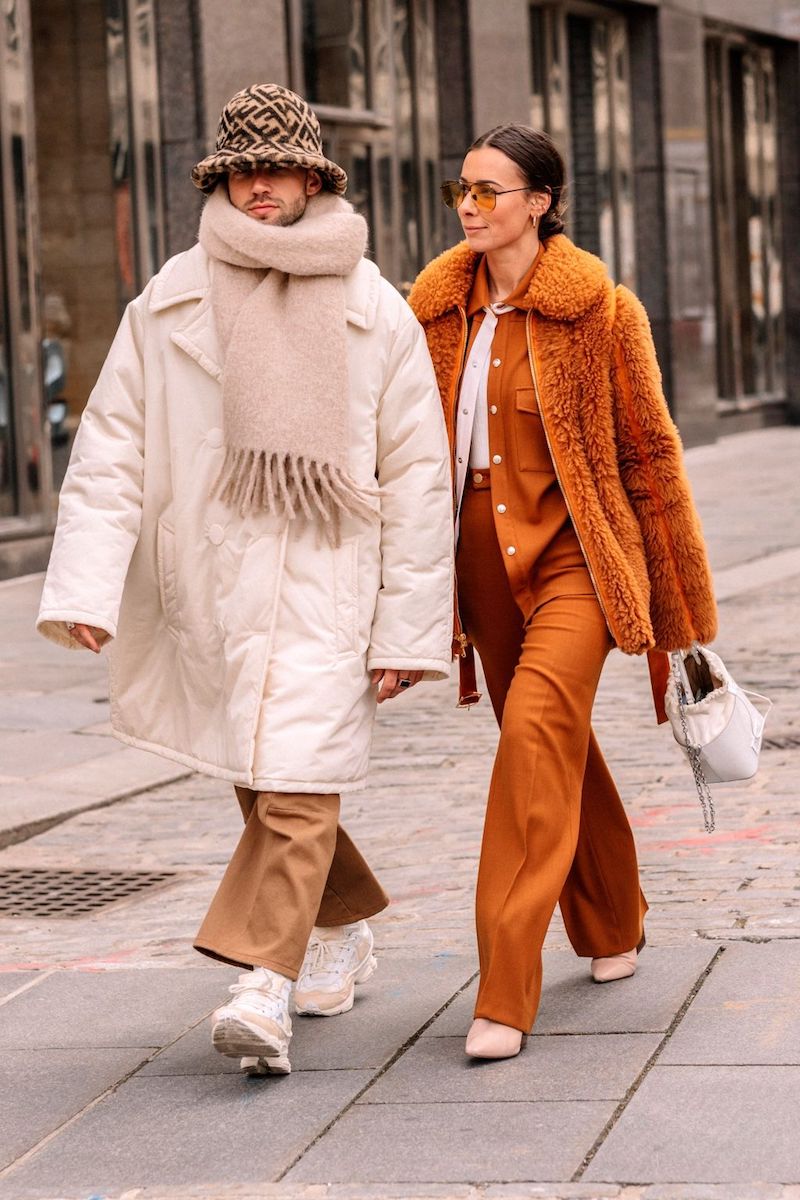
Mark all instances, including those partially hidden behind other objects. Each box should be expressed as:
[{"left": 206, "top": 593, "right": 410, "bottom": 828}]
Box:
[
  {"left": 514, "top": 387, "right": 554, "bottom": 473},
  {"left": 156, "top": 520, "right": 180, "bottom": 632},
  {"left": 332, "top": 536, "right": 359, "bottom": 658}
]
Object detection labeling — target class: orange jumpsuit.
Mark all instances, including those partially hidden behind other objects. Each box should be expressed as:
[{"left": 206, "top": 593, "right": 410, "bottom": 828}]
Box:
[{"left": 456, "top": 256, "right": 647, "bottom": 1033}]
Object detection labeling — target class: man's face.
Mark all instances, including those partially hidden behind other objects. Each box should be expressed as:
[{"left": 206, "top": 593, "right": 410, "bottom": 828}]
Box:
[{"left": 227, "top": 163, "right": 323, "bottom": 226}]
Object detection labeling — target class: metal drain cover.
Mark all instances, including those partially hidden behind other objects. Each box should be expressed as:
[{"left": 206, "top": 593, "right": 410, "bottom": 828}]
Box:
[{"left": 0, "top": 868, "right": 180, "bottom": 918}]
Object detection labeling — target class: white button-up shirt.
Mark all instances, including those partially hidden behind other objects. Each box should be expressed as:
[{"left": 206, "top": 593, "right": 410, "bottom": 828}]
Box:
[{"left": 453, "top": 302, "right": 514, "bottom": 538}]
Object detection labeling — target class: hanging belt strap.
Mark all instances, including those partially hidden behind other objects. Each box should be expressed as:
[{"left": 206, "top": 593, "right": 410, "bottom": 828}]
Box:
[
  {"left": 647, "top": 648, "right": 670, "bottom": 725},
  {"left": 457, "top": 642, "right": 482, "bottom": 708}
]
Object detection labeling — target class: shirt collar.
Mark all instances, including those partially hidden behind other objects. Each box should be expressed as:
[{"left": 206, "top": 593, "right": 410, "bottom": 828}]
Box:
[{"left": 466, "top": 245, "right": 544, "bottom": 317}]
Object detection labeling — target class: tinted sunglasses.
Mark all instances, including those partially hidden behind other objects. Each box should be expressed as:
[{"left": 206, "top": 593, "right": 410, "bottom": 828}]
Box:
[{"left": 440, "top": 179, "right": 533, "bottom": 213}]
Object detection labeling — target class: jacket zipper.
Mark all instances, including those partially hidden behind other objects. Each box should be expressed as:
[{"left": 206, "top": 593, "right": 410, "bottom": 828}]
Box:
[
  {"left": 525, "top": 312, "right": 613, "bottom": 635},
  {"left": 451, "top": 305, "right": 470, "bottom": 656}
]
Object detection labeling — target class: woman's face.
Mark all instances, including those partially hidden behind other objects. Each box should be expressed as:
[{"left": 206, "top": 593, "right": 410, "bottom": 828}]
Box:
[{"left": 456, "top": 146, "right": 545, "bottom": 255}]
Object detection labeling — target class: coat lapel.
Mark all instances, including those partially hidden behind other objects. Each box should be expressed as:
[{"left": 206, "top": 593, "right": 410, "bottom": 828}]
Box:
[
  {"left": 170, "top": 300, "right": 223, "bottom": 382},
  {"left": 148, "top": 243, "right": 223, "bottom": 381}
]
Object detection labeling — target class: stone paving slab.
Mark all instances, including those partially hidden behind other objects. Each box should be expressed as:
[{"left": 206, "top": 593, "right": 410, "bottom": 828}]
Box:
[
  {"left": 0, "top": 758, "right": 192, "bottom": 839},
  {"left": 23, "top": 745, "right": 192, "bottom": 801},
  {"left": 0, "top": 659, "right": 103, "bottom": 693},
  {"left": 363, "top": 1032, "right": 662, "bottom": 1103},
  {"left": 0, "top": 727, "right": 120, "bottom": 778},
  {"left": 713, "top": 546, "right": 800, "bottom": 602},
  {"left": 285, "top": 1100, "right": 616, "bottom": 1184},
  {"left": 141, "top": 953, "right": 475, "bottom": 1075},
  {"left": 584, "top": 1065, "right": 800, "bottom": 1183},
  {"left": 0, "top": 784, "right": 115, "bottom": 841},
  {"left": 0, "top": 971, "right": 38, "bottom": 1000},
  {"left": 0, "top": 692, "right": 109, "bottom": 733},
  {"left": 0, "top": 967, "right": 236, "bottom": 1049},
  {"left": 11, "top": 1182, "right": 800, "bottom": 1200},
  {"left": 423, "top": 947, "right": 717, "bottom": 1036},
  {"left": 659, "top": 941, "right": 800, "bottom": 1065},
  {"left": 0, "top": 1070, "right": 373, "bottom": 1198},
  {"left": 0, "top": 1046, "right": 149, "bottom": 1169}
]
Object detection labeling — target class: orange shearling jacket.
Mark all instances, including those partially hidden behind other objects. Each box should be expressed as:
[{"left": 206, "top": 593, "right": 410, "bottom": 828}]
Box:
[{"left": 408, "top": 234, "right": 717, "bottom": 661}]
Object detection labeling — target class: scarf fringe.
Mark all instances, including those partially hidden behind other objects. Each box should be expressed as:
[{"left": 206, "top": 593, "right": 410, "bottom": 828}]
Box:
[{"left": 212, "top": 449, "right": 380, "bottom": 538}]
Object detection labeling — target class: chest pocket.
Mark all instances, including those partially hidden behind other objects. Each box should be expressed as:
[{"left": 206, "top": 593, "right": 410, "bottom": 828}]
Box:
[{"left": 514, "top": 387, "right": 555, "bottom": 473}]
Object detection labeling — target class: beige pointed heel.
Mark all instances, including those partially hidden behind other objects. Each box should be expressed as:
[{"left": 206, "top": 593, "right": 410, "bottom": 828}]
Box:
[
  {"left": 465, "top": 1018, "right": 527, "bottom": 1060},
  {"left": 591, "top": 934, "right": 646, "bottom": 984}
]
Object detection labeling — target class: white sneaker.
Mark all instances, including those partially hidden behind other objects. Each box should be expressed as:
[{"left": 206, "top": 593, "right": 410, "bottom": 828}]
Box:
[
  {"left": 212, "top": 967, "right": 292, "bottom": 1074},
  {"left": 294, "top": 920, "right": 376, "bottom": 1016}
]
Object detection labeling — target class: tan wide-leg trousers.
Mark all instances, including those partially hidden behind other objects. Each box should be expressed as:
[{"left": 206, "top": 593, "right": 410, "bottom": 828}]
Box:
[
  {"left": 194, "top": 786, "right": 389, "bottom": 978},
  {"left": 457, "top": 485, "right": 648, "bottom": 1033}
]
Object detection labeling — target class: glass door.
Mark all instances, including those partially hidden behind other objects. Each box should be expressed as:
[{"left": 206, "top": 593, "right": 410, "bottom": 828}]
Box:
[
  {"left": 529, "top": 1, "right": 635, "bottom": 289},
  {"left": 706, "top": 33, "right": 785, "bottom": 409}
]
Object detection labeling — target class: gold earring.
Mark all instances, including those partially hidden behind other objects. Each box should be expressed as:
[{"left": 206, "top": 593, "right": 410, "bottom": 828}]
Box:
[{"left": 531, "top": 213, "right": 539, "bottom": 228}]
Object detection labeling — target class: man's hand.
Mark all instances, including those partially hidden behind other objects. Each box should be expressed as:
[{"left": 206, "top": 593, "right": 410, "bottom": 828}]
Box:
[
  {"left": 66, "top": 623, "right": 111, "bottom": 654},
  {"left": 371, "top": 669, "right": 423, "bottom": 703}
]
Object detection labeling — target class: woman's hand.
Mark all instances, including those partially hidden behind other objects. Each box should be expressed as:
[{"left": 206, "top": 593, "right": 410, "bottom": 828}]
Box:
[
  {"left": 371, "top": 669, "right": 424, "bottom": 703},
  {"left": 65, "top": 623, "right": 111, "bottom": 654}
]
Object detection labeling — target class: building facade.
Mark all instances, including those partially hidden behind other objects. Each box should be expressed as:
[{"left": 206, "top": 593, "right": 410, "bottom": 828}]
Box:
[{"left": 1, "top": 0, "right": 799, "bottom": 576}]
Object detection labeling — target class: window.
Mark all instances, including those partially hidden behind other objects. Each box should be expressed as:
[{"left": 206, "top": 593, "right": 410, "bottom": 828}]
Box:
[
  {"left": 286, "top": 0, "right": 441, "bottom": 287},
  {"left": 529, "top": 3, "right": 635, "bottom": 289},
  {"left": 1, "top": 0, "right": 47, "bottom": 523},
  {"left": 706, "top": 33, "right": 785, "bottom": 408},
  {"left": 106, "top": 0, "right": 165, "bottom": 308},
  {"left": 29, "top": 0, "right": 165, "bottom": 498}
]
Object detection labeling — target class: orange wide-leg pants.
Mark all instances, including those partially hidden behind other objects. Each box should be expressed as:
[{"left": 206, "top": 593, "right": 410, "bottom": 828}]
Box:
[{"left": 457, "top": 483, "right": 647, "bottom": 1033}]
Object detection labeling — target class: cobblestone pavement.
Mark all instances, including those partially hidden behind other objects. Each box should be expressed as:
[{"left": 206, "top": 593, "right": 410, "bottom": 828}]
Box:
[
  {"left": 0, "top": 427, "right": 796, "bottom": 1195},
  {"left": 2, "top": 428, "right": 798, "bottom": 970}
]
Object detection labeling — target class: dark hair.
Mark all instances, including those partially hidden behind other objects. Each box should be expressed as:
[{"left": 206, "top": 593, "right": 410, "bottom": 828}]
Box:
[{"left": 469, "top": 124, "right": 566, "bottom": 239}]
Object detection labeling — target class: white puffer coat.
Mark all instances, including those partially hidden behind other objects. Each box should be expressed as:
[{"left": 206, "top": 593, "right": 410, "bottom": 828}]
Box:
[{"left": 37, "top": 244, "right": 454, "bottom": 792}]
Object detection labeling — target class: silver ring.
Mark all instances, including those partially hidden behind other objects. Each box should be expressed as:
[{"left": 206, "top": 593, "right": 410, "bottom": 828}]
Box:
[
  {"left": 66, "top": 622, "right": 76, "bottom": 631},
  {"left": 399, "top": 678, "right": 411, "bottom": 689}
]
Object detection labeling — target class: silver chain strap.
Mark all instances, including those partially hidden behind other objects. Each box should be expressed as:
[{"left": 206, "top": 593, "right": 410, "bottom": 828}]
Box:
[{"left": 671, "top": 655, "right": 716, "bottom": 834}]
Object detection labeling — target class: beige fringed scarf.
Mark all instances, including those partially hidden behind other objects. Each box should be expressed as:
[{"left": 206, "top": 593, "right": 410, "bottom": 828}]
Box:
[{"left": 198, "top": 187, "right": 378, "bottom": 535}]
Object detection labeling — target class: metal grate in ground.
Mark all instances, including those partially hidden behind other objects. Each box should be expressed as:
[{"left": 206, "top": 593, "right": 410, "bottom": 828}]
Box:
[{"left": 0, "top": 868, "right": 180, "bottom": 918}]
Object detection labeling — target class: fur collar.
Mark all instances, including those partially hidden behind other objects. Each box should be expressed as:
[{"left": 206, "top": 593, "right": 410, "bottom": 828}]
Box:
[{"left": 409, "top": 234, "right": 612, "bottom": 323}]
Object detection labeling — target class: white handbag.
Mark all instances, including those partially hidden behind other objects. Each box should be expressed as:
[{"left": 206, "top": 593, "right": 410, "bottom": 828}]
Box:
[{"left": 664, "top": 645, "right": 772, "bottom": 832}]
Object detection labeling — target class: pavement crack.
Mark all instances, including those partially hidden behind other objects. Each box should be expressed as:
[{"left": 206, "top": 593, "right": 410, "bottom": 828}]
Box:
[
  {"left": 0, "top": 967, "right": 57, "bottom": 1008},
  {"left": 0, "top": 773, "right": 194, "bottom": 851},
  {"left": 273, "top": 966, "right": 480, "bottom": 1183},
  {"left": 569, "top": 945, "right": 726, "bottom": 1182}
]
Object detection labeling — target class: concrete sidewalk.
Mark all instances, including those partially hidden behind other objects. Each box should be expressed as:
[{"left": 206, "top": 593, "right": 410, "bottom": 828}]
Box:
[{"left": 0, "top": 426, "right": 799, "bottom": 1199}]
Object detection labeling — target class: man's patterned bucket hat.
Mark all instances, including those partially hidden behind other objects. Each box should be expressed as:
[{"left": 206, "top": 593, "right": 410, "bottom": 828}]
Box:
[{"left": 191, "top": 83, "right": 347, "bottom": 195}]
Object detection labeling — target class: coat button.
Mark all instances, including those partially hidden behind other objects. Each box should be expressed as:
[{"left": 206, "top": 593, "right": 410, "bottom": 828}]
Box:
[
  {"left": 492, "top": 454, "right": 502, "bottom": 465},
  {"left": 207, "top": 524, "right": 225, "bottom": 545},
  {"left": 506, "top": 545, "right": 516, "bottom": 556},
  {"left": 492, "top": 358, "right": 502, "bottom": 367},
  {"left": 206, "top": 427, "right": 224, "bottom": 449},
  {"left": 497, "top": 503, "right": 507, "bottom": 514},
  {"left": 490, "top": 405, "right": 498, "bottom": 414}
]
